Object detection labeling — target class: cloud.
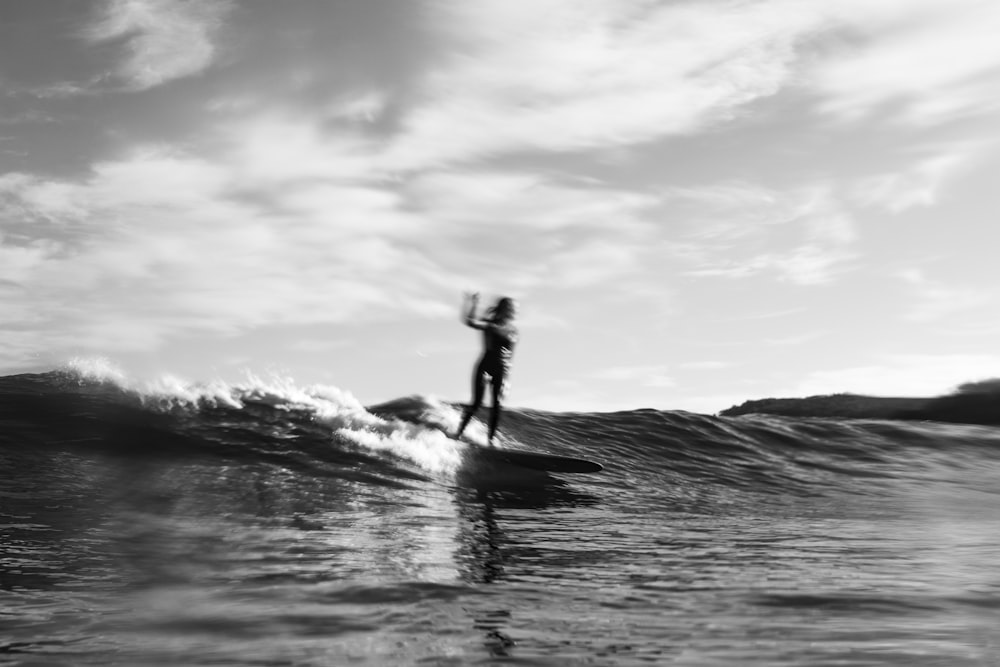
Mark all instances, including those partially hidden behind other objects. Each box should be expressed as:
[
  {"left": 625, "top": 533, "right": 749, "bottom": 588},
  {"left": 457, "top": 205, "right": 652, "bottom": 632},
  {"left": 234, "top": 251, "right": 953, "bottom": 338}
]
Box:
[
  {"left": 0, "top": 144, "right": 452, "bottom": 355},
  {"left": 382, "top": 0, "right": 1000, "bottom": 168},
  {"left": 20, "top": 82, "right": 98, "bottom": 100},
  {"left": 679, "top": 361, "right": 733, "bottom": 371},
  {"left": 85, "top": 0, "right": 233, "bottom": 90},
  {"left": 810, "top": 0, "right": 1000, "bottom": 124},
  {"left": 0, "top": 241, "right": 62, "bottom": 287},
  {"left": 853, "top": 146, "right": 978, "bottom": 213},
  {"left": 383, "top": 0, "right": 819, "bottom": 168},
  {"left": 9, "top": 0, "right": 1000, "bottom": 398},
  {"left": 667, "top": 183, "right": 858, "bottom": 285},
  {"left": 765, "top": 332, "right": 826, "bottom": 346},
  {"left": 0, "top": 109, "right": 59, "bottom": 123},
  {"left": 327, "top": 91, "right": 389, "bottom": 124},
  {"left": 403, "top": 169, "right": 659, "bottom": 291},
  {"left": 896, "top": 269, "right": 992, "bottom": 322},
  {"left": 231, "top": 114, "right": 382, "bottom": 185},
  {"left": 591, "top": 364, "right": 676, "bottom": 388},
  {"left": 0, "top": 132, "right": 664, "bottom": 362}
]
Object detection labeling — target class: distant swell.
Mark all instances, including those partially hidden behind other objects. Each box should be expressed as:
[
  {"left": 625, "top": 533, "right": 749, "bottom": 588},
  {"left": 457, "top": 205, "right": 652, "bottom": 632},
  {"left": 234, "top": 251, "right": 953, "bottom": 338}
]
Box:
[{"left": 3, "top": 369, "right": 1000, "bottom": 501}]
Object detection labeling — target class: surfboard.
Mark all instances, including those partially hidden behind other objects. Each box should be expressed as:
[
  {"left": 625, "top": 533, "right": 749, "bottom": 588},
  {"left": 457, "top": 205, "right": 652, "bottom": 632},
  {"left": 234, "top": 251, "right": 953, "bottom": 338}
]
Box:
[{"left": 467, "top": 443, "right": 603, "bottom": 473}]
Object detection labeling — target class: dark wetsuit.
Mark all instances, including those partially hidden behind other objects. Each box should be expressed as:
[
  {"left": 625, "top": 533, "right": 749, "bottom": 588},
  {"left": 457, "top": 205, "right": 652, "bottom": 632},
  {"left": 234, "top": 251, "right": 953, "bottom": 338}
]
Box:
[{"left": 459, "top": 320, "right": 518, "bottom": 443}]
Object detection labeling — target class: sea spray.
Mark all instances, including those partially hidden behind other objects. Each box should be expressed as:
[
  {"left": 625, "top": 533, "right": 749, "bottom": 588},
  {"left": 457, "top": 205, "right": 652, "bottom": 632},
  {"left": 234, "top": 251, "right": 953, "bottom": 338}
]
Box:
[{"left": 60, "top": 359, "right": 470, "bottom": 477}]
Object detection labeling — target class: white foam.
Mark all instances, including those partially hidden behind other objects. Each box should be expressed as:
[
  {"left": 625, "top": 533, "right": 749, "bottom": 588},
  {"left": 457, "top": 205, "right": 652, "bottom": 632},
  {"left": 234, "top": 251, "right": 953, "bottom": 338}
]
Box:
[
  {"left": 143, "top": 374, "right": 243, "bottom": 409},
  {"left": 334, "top": 425, "right": 465, "bottom": 477},
  {"left": 64, "top": 356, "right": 128, "bottom": 385},
  {"left": 376, "top": 394, "right": 491, "bottom": 447},
  {"left": 60, "top": 357, "right": 468, "bottom": 477},
  {"left": 307, "top": 395, "right": 467, "bottom": 476}
]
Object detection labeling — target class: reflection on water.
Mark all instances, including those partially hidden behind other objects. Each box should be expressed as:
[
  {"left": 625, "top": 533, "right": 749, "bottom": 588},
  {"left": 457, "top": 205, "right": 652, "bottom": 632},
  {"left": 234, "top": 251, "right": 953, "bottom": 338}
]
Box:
[
  {"left": 451, "top": 482, "right": 601, "bottom": 585},
  {"left": 443, "top": 473, "right": 1000, "bottom": 665},
  {"left": 5, "top": 437, "right": 1000, "bottom": 665},
  {"left": 449, "top": 481, "right": 602, "bottom": 657}
]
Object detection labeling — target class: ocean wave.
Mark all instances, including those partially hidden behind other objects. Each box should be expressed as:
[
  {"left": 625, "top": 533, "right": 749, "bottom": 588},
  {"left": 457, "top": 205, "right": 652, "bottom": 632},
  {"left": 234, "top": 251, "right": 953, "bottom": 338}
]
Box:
[{"left": 4, "top": 366, "right": 1000, "bottom": 498}]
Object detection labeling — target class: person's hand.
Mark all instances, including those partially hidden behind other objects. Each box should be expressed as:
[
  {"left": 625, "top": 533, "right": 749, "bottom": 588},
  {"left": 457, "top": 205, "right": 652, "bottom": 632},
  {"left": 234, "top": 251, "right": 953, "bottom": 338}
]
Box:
[{"left": 461, "top": 291, "right": 479, "bottom": 322}]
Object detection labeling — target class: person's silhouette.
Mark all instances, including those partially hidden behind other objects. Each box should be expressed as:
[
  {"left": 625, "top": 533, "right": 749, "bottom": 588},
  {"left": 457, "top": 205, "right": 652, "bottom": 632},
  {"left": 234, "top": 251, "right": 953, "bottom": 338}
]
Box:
[{"left": 454, "top": 293, "right": 518, "bottom": 446}]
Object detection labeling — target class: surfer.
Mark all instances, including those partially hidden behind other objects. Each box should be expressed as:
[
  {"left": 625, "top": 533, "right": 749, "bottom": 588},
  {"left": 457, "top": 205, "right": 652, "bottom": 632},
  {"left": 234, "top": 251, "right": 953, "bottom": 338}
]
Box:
[{"left": 454, "top": 293, "right": 518, "bottom": 446}]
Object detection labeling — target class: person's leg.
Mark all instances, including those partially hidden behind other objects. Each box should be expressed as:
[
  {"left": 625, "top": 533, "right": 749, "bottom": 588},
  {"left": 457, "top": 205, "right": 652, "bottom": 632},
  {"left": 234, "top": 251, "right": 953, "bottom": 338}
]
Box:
[
  {"left": 487, "top": 374, "right": 504, "bottom": 445},
  {"left": 455, "top": 365, "right": 486, "bottom": 439}
]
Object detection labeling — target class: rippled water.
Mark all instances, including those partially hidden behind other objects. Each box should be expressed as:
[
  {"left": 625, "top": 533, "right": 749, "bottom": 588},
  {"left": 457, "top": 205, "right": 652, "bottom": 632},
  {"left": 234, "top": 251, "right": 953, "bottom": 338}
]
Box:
[
  {"left": 4, "top": 452, "right": 1000, "bottom": 665},
  {"left": 3, "top": 372, "right": 1000, "bottom": 665}
]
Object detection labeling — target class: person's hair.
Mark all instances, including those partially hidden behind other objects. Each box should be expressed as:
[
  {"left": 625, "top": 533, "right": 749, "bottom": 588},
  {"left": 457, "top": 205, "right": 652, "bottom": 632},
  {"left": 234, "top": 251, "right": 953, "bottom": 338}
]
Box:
[{"left": 487, "top": 297, "right": 517, "bottom": 323}]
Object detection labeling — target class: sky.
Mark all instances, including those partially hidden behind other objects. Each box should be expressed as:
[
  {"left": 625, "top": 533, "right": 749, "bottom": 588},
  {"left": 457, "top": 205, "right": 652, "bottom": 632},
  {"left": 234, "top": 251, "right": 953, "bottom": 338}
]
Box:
[{"left": 2, "top": 0, "right": 1000, "bottom": 413}]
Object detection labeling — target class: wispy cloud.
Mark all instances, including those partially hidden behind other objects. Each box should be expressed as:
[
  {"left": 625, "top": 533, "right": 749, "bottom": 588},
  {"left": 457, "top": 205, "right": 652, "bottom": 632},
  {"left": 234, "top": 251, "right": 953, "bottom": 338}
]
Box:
[
  {"left": 765, "top": 332, "right": 826, "bottom": 346},
  {"left": 383, "top": 0, "right": 1000, "bottom": 167},
  {"left": 20, "top": 81, "right": 99, "bottom": 100},
  {"left": 679, "top": 361, "right": 733, "bottom": 371},
  {"left": 668, "top": 183, "right": 858, "bottom": 285},
  {"left": 591, "top": 364, "right": 676, "bottom": 388},
  {"left": 0, "top": 110, "right": 58, "bottom": 124},
  {"left": 85, "top": 0, "right": 233, "bottom": 91},
  {"left": 0, "top": 130, "right": 664, "bottom": 360},
  {"left": 231, "top": 114, "right": 382, "bottom": 185},
  {"left": 811, "top": 0, "right": 1000, "bottom": 124},
  {"left": 853, "top": 145, "right": 978, "bottom": 213},
  {"left": 383, "top": 0, "right": 819, "bottom": 168},
  {"left": 896, "top": 268, "right": 992, "bottom": 322},
  {"left": 0, "top": 145, "right": 447, "bottom": 353},
  {"left": 404, "top": 169, "right": 659, "bottom": 291}
]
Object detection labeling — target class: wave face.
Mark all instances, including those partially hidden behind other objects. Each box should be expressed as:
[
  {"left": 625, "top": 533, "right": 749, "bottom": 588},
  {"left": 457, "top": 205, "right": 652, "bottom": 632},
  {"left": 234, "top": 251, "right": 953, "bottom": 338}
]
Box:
[
  {"left": 4, "top": 368, "right": 1000, "bottom": 665},
  {"left": 6, "top": 368, "right": 998, "bottom": 495}
]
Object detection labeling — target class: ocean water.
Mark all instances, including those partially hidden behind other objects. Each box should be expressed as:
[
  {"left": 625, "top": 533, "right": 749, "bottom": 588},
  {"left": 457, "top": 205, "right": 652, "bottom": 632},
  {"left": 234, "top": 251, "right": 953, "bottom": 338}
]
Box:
[{"left": 2, "top": 367, "right": 1000, "bottom": 666}]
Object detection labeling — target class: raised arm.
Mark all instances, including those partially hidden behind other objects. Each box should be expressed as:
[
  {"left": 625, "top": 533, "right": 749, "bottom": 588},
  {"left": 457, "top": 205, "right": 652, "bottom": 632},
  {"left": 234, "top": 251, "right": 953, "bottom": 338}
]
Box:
[{"left": 462, "top": 292, "right": 489, "bottom": 330}]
